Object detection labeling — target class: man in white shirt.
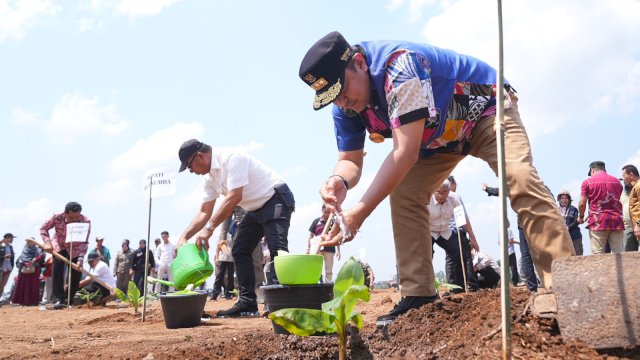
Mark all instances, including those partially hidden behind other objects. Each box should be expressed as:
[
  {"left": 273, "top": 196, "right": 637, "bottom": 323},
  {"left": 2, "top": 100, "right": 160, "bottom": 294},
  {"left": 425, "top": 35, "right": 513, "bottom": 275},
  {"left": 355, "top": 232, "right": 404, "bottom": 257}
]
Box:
[
  {"left": 154, "top": 231, "right": 176, "bottom": 292},
  {"left": 429, "top": 180, "right": 478, "bottom": 293},
  {"left": 176, "top": 139, "right": 295, "bottom": 317},
  {"left": 79, "top": 252, "right": 116, "bottom": 303}
]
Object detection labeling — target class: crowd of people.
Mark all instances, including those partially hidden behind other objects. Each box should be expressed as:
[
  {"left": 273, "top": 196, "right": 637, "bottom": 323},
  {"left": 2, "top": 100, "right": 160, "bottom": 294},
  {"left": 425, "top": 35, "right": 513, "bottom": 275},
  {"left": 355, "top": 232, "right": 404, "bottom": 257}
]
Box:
[{"left": 2, "top": 32, "right": 639, "bottom": 333}]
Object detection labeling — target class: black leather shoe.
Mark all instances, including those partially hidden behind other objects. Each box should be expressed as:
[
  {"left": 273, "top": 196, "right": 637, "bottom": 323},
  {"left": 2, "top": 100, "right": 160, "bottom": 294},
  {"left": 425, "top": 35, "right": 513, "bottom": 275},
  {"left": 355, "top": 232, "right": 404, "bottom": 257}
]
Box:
[
  {"left": 216, "top": 301, "right": 259, "bottom": 318},
  {"left": 52, "top": 301, "right": 66, "bottom": 310},
  {"left": 376, "top": 294, "right": 439, "bottom": 327}
]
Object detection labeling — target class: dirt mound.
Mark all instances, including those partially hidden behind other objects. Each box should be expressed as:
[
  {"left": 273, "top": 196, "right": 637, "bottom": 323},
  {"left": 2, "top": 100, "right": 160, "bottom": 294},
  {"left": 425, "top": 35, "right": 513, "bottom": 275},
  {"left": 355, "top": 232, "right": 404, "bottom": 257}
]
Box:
[
  {"left": 364, "top": 288, "right": 600, "bottom": 359},
  {"left": 84, "top": 312, "right": 135, "bottom": 325},
  {"left": 83, "top": 308, "right": 163, "bottom": 325}
]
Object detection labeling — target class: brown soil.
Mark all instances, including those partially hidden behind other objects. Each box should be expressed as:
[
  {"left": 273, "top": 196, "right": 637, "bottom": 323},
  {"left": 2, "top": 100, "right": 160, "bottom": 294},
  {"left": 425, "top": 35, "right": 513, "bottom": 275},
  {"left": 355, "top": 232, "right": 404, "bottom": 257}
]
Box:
[{"left": 0, "top": 287, "right": 638, "bottom": 359}]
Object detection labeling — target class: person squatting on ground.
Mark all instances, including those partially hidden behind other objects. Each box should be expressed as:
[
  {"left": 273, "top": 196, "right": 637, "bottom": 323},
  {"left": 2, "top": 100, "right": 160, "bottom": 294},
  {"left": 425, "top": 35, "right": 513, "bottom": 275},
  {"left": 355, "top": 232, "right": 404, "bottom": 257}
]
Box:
[
  {"left": 471, "top": 248, "right": 500, "bottom": 289},
  {"left": 578, "top": 161, "right": 624, "bottom": 254},
  {"left": 299, "top": 31, "right": 574, "bottom": 325},
  {"left": 621, "top": 164, "right": 640, "bottom": 252},
  {"left": 429, "top": 180, "right": 478, "bottom": 293},
  {"left": 176, "top": 139, "right": 295, "bottom": 317},
  {"left": 556, "top": 190, "right": 584, "bottom": 255},
  {"left": 40, "top": 201, "right": 91, "bottom": 310},
  {"left": 307, "top": 204, "right": 341, "bottom": 283},
  {"left": 79, "top": 252, "right": 116, "bottom": 304}
]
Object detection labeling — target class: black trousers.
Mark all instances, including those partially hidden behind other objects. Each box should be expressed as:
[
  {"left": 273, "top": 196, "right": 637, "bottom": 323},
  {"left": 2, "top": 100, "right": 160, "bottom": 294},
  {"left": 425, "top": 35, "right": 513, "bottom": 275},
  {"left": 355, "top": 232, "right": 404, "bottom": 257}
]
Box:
[
  {"left": 133, "top": 270, "right": 150, "bottom": 293},
  {"left": 212, "top": 261, "right": 235, "bottom": 297},
  {"left": 508, "top": 252, "right": 520, "bottom": 285},
  {"left": 232, "top": 184, "right": 294, "bottom": 304},
  {"left": 84, "top": 282, "right": 110, "bottom": 299},
  {"left": 52, "top": 249, "right": 81, "bottom": 303},
  {"left": 476, "top": 267, "right": 500, "bottom": 289},
  {"left": 434, "top": 231, "right": 478, "bottom": 292}
]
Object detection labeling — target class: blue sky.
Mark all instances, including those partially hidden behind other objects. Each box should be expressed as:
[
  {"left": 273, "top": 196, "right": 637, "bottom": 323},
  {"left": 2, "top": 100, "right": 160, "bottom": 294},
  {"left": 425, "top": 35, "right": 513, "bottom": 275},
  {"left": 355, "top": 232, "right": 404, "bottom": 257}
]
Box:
[{"left": 2, "top": 0, "right": 639, "bottom": 286}]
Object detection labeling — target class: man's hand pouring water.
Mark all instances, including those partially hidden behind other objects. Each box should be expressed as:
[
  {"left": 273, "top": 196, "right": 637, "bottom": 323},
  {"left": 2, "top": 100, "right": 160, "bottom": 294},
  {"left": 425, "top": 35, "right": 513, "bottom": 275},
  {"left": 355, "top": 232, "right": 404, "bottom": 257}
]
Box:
[
  {"left": 318, "top": 175, "right": 366, "bottom": 247},
  {"left": 317, "top": 122, "right": 426, "bottom": 247}
]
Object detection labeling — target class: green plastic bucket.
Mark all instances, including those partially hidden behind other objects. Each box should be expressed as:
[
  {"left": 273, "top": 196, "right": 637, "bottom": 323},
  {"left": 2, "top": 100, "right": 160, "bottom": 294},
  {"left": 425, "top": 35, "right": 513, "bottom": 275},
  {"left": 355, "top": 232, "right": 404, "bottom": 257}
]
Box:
[
  {"left": 171, "top": 244, "right": 214, "bottom": 290},
  {"left": 274, "top": 254, "right": 323, "bottom": 285}
]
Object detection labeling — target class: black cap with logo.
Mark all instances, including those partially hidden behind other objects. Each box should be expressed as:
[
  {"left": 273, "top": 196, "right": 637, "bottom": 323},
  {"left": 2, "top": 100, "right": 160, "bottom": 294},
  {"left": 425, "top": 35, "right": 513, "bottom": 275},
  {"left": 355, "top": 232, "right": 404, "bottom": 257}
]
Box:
[
  {"left": 299, "top": 31, "right": 353, "bottom": 110},
  {"left": 178, "top": 139, "right": 204, "bottom": 172}
]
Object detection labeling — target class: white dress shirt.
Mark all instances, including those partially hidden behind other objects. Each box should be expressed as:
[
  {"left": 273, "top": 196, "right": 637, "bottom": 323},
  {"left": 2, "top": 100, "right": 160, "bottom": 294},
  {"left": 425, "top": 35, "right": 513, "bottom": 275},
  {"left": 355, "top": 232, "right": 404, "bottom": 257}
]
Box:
[
  {"left": 428, "top": 194, "right": 460, "bottom": 240},
  {"left": 156, "top": 241, "right": 176, "bottom": 265},
  {"left": 90, "top": 260, "right": 116, "bottom": 289},
  {"left": 202, "top": 147, "right": 285, "bottom": 211}
]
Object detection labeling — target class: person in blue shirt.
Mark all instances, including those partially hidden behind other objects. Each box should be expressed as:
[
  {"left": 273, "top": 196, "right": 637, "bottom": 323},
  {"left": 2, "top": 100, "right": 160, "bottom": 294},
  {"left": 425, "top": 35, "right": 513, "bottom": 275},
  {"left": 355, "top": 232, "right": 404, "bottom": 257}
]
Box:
[
  {"left": 299, "top": 31, "right": 575, "bottom": 326},
  {"left": 557, "top": 190, "right": 583, "bottom": 255}
]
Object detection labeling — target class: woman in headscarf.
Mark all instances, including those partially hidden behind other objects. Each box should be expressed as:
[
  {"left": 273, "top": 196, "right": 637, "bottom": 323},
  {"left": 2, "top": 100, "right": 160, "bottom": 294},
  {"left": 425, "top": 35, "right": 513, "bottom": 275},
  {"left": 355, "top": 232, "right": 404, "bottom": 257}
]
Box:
[
  {"left": 557, "top": 190, "right": 583, "bottom": 256},
  {"left": 11, "top": 237, "right": 45, "bottom": 306}
]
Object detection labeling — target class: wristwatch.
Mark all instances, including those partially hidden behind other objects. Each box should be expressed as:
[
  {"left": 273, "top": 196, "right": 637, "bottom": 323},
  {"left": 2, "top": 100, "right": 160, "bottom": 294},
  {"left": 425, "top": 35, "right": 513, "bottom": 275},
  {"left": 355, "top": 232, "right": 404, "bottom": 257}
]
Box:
[
  {"left": 636, "top": 220, "right": 640, "bottom": 226},
  {"left": 205, "top": 223, "right": 214, "bottom": 232}
]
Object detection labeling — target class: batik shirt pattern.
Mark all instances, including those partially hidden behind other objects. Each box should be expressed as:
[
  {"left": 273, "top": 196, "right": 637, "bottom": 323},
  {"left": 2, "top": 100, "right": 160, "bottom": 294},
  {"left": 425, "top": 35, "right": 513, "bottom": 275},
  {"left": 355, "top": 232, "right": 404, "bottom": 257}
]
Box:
[
  {"left": 39, "top": 213, "right": 91, "bottom": 259},
  {"left": 378, "top": 50, "right": 507, "bottom": 154}
]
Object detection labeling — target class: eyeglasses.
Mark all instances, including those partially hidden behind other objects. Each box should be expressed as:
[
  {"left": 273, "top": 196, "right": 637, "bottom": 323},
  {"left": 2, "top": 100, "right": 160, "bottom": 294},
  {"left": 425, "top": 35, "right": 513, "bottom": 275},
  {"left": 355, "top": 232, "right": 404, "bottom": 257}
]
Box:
[{"left": 187, "top": 153, "right": 198, "bottom": 171}]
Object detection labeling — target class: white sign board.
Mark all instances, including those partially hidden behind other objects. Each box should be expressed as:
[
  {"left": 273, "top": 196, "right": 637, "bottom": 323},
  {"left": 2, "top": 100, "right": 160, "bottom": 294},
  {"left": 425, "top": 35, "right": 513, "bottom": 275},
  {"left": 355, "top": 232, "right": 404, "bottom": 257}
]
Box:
[
  {"left": 454, "top": 205, "right": 467, "bottom": 227},
  {"left": 143, "top": 169, "right": 176, "bottom": 198},
  {"left": 65, "top": 223, "right": 90, "bottom": 243}
]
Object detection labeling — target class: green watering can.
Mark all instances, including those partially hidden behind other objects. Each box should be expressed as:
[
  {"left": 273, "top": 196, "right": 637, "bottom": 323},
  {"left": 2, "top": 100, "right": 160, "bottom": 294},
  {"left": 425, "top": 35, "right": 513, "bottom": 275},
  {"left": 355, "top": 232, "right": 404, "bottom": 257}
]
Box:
[{"left": 169, "top": 244, "right": 214, "bottom": 290}]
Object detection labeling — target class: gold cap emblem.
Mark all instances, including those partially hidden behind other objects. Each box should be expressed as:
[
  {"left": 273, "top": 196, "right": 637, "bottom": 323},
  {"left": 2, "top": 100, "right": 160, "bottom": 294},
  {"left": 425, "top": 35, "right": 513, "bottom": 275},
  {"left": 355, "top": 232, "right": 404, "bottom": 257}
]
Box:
[{"left": 311, "top": 78, "right": 328, "bottom": 91}]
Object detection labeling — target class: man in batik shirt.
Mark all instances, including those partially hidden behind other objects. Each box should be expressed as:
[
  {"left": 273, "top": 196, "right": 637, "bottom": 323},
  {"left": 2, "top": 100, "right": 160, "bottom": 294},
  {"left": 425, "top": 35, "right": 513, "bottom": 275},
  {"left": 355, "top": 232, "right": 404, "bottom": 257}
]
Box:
[
  {"left": 298, "top": 31, "right": 575, "bottom": 326},
  {"left": 40, "top": 201, "right": 91, "bottom": 309}
]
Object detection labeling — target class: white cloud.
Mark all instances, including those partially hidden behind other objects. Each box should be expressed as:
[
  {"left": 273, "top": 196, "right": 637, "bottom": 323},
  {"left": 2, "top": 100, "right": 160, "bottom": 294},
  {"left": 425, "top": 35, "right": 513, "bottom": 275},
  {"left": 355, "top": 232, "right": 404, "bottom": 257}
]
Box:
[
  {"left": 83, "top": 0, "right": 183, "bottom": 21},
  {"left": 240, "top": 140, "right": 264, "bottom": 153},
  {"left": 450, "top": 156, "right": 487, "bottom": 179},
  {"left": 10, "top": 106, "right": 42, "bottom": 126},
  {"left": 115, "top": 0, "right": 183, "bottom": 19},
  {"left": 174, "top": 182, "right": 204, "bottom": 213},
  {"left": 0, "top": 198, "right": 55, "bottom": 237},
  {"left": 110, "top": 122, "right": 205, "bottom": 175},
  {"left": 0, "top": 0, "right": 60, "bottom": 44},
  {"left": 46, "top": 93, "right": 130, "bottom": 144},
  {"left": 386, "top": 0, "right": 436, "bottom": 22},
  {"left": 84, "top": 178, "right": 136, "bottom": 204},
  {"left": 413, "top": 0, "right": 640, "bottom": 138},
  {"left": 76, "top": 17, "right": 106, "bottom": 32}
]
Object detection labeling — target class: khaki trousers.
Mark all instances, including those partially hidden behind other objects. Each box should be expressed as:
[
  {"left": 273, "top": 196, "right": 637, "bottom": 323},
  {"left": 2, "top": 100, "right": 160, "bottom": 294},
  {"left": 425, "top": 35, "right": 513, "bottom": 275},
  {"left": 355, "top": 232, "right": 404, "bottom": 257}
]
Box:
[
  {"left": 589, "top": 229, "right": 624, "bottom": 254},
  {"left": 321, "top": 251, "right": 335, "bottom": 283},
  {"left": 391, "top": 93, "right": 575, "bottom": 296}
]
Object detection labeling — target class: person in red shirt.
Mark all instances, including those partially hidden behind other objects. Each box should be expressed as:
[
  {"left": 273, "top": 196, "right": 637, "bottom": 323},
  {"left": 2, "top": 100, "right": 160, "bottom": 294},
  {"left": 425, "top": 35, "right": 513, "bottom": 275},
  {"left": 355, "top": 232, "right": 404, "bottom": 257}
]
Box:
[{"left": 578, "top": 161, "right": 624, "bottom": 254}]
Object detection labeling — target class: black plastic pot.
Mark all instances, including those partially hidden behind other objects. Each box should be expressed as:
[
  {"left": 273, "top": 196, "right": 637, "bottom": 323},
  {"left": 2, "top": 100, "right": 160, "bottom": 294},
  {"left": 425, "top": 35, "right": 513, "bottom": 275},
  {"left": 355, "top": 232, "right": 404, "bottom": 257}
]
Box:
[
  {"left": 262, "top": 283, "right": 334, "bottom": 335},
  {"left": 158, "top": 290, "right": 208, "bottom": 329}
]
